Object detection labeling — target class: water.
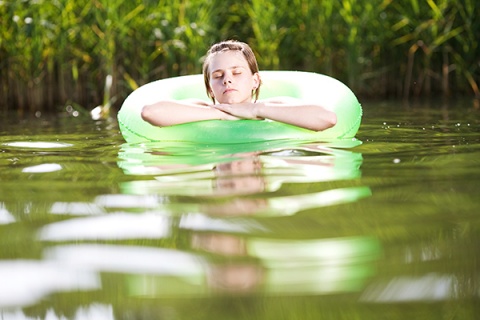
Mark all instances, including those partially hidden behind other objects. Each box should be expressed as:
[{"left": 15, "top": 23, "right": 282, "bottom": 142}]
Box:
[{"left": 0, "top": 99, "right": 479, "bottom": 319}]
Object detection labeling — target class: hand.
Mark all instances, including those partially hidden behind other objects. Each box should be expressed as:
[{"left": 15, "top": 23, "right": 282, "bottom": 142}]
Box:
[
  {"left": 214, "top": 102, "right": 264, "bottom": 120},
  {"left": 188, "top": 101, "right": 243, "bottom": 121},
  {"left": 219, "top": 110, "right": 243, "bottom": 121}
]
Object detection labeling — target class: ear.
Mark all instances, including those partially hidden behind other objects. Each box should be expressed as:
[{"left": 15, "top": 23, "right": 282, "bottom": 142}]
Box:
[
  {"left": 252, "top": 72, "right": 260, "bottom": 89},
  {"left": 209, "top": 91, "right": 216, "bottom": 104},
  {"left": 207, "top": 87, "right": 214, "bottom": 97}
]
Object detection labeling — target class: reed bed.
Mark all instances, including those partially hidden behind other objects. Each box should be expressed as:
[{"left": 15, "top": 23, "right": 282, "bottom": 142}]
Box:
[{"left": 0, "top": 0, "right": 478, "bottom": 115}]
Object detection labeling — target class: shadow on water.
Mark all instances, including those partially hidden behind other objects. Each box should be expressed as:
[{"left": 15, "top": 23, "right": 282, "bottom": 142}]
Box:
[{"left": 1, "top": 101, "right": 480, "bottom": 319}]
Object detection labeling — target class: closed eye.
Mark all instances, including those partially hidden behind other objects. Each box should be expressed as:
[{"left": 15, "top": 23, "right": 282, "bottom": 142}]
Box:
[{"left": 232, "top": 68, "right": 243, "bottom": 75}]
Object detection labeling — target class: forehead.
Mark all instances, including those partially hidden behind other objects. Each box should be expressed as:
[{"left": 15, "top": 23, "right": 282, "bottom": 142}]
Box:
[{"left": 209, "top": 50, "right": 249, "bottom": 73}]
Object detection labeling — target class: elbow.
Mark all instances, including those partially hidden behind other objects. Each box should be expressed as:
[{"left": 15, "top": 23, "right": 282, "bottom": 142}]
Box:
[
  {"left": 329, "top": 111, "right": 337, "bottom": 128},
  {"left": 141, "top": 104, "right": 153, "bottom": 123},
  {"left": 141, "top": 104, "right": 162, "bottom": 126},
  {"left": 314, "top": 111, "right": 336, "bottom": 132}
]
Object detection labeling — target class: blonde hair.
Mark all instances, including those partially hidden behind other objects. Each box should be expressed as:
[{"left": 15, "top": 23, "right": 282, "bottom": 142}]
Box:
[{"left": 202, "top": 40, "right": 261, "bottom": 103}]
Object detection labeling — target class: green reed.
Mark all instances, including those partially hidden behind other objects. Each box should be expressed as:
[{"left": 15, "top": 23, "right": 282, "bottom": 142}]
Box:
[{"left": 0, "top": 0, "right": 478, "bottom": 114}]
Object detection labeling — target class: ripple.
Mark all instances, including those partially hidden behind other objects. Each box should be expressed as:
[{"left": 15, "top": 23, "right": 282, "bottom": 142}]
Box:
[
  {"left": 22, "top": 163, "right": 63, "bottom": 173},
  {"left": 2, "top": 141, "right": 74, "bottom": 149}
]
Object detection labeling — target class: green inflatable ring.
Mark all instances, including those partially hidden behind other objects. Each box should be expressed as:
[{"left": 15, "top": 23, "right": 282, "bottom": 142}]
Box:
[{"left": 117, "top": 71, "right": 362, "bottom": 143}]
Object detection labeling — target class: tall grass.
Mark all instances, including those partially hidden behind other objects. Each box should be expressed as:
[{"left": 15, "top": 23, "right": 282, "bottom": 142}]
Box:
[{"left": 0, "top": 0, "right": 478, "bottom": 115}]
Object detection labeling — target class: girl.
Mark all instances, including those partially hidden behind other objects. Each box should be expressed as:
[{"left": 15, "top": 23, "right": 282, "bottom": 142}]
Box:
[{"left": 141, "top": 40, "right": 337, "bottom": 131}]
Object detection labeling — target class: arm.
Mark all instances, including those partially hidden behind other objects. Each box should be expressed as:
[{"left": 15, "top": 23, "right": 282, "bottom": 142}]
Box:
[
  {"left": 141, "top": 99, "right": 240, "bottom": 127},
  {"left": 215, "top": 97, "right": 337, "bottom": 131}
]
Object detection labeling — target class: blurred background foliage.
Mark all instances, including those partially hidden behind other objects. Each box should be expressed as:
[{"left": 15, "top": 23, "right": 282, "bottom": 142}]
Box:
[{"left": 0, "top": 0, "right": 479, "bottom": 114}]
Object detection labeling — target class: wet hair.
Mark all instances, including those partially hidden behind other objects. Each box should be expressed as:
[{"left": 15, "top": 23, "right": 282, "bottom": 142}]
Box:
[{"left": 202, "top": 40, "right": 261, "bottom": 103}]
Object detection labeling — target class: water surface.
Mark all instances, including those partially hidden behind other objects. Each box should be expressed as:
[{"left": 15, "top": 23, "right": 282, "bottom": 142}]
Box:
[{"left": 0, "top": 99, "right": 479, "bottom": 319}]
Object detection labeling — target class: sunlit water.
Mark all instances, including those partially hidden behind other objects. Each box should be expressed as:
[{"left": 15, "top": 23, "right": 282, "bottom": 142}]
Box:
[{"left": 0, "top": 99, "right": 479, "bottom": 319}]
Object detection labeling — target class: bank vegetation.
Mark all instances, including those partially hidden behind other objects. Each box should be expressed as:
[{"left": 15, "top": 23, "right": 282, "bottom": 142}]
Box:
[{"left": 0, "top": 0, "right": 478, "bottom": 114}]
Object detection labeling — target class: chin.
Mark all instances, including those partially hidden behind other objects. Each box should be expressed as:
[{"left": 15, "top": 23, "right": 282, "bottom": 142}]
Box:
[
  {"left": 221, "top": 97, "right": 250, "bottom": 104},
  {"left": 220, "top": 99, "right": 239, "bottom": 104}
]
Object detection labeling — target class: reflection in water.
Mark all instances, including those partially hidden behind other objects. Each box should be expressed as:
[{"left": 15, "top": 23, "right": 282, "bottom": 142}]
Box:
[
  {"left": 39, "top": 213, "right": 171, "bottom": 241},
  {"left": 44, "top": 245, "right": 207, "bottom": 276},
  {"left": 2, "top": 141, "right": 74, "bottom": 149},
  {"left": 125, "top": 234, "right": 379, "bottom": 297},
  {"left": 360, "top": 274, "right": 455, "bottom": 302},
  {"left": 1, "top": 304, "right": 114, "bottom": 320},
  {"left": 179, "top": 213, "right": 266, "bottom": 233},
  {"left": 94, "top": 194, "right": 160, "bottom": 209},
  {"left": 1, "top": 138, "right": 380, "bottom": 310},
  {"left": 112, "top": 141, "right": 380, "bottom": 298},
  {"left": 0, "top": 203, "right": 15, "bottom": 224},
  {"left": 247, "top": 237, "right": 380, "bottom": 294},
  {"left": 22, "top": 163, "right": 63, "bottom": 173},
  {"left": 118, "top": 141, "right": 371, "bottom": 217},
  {"left": 49, "top": 202, "right": 105, "bottom": 215},
  {"left": 0, "top": 260, "right": 99, "bottom": 308}
]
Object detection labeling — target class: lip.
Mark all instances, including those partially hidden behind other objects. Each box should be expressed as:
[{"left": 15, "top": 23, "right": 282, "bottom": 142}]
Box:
[{"left": 223, "top": 88, "right": 237, "bottom": 94}]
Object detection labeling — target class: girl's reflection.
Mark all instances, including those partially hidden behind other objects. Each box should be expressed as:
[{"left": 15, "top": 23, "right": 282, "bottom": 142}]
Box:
[
  {"left": 212, "top": 156, "right": 266, "bottom": 196},
  {"left": 119, "top": 145, "right": 369, "bottom": 216},
  {"left": 191, "top": 232, "right": 265, "bottom": 293},
  {"left": 207, "top": 263, "right": 264, "bottom": 293},
  {"left": 189, "top": 156, "right": 267, "bottom": 293}
]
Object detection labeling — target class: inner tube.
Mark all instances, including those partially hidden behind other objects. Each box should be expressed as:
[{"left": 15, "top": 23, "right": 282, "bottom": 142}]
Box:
[{"left": 117, "top": 71, "right": 362, "bottom": 144}]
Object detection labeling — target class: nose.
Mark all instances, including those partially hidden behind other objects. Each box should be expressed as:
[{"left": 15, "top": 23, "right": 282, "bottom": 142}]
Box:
[{"left": 223, "top": 74, "right": 232, "bottom": 85}]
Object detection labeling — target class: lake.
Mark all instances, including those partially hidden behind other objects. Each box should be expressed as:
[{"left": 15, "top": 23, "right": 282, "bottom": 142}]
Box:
[{"left": 0, "top": 98, "right": 479, "bottom": 319}]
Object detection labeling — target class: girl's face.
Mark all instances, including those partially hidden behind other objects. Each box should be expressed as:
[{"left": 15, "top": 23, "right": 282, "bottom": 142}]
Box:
[{"left": 208, "top": 50, "right": 260, "bottom": 104}]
